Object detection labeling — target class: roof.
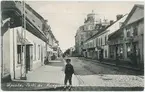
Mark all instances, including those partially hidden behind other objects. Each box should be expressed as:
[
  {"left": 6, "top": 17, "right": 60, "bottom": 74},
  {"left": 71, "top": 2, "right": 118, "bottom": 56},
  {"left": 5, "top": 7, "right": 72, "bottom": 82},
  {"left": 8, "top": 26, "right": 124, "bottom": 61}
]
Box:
[
  {"left": 122, "top": 4, "right": 144, "bottom": 26},
  {"left": 108, "top": 4, "right": 144, "bottom": 41}
]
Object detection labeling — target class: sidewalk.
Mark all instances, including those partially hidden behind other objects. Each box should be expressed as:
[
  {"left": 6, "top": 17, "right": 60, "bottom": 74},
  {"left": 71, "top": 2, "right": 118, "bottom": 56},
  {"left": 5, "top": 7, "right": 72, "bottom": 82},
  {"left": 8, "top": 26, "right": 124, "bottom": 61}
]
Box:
[
  {"left": 2, "top": 58, "right": 79, "bottom": 91},
  {"left": 26, "top": 58, "right": 79, "bottom": 85}
]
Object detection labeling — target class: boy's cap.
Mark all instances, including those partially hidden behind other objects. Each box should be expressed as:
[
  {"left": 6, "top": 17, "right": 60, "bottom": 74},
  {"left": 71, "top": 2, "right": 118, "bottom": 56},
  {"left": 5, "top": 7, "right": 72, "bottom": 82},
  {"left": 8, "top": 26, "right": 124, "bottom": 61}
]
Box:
[{"left": 66, "top": 59, "right": 71, "bottom": 62}]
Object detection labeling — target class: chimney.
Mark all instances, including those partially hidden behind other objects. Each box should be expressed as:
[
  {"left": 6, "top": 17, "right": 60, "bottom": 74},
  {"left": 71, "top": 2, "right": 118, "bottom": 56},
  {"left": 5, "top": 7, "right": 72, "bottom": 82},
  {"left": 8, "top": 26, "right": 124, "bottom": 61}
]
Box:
[
  {"left": 116, "top": 14, "right": 123, "bottom": 20},
  {"left": 110, "top": 20, "right": 114, "bottom": 25}
]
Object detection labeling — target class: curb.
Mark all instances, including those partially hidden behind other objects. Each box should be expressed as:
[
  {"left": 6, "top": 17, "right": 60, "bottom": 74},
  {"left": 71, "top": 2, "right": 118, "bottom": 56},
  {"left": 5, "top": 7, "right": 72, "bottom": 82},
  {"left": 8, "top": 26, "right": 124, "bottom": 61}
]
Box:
[{"left": 78, "top": 57, "right": 143, "bottom": 72}]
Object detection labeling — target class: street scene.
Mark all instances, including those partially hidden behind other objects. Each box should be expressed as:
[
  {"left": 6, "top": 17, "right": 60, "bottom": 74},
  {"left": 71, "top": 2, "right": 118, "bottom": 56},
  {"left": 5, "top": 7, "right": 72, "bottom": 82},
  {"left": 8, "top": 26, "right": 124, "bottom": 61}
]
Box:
[{"left": 1, "top": 1, "right": 144, "bottom": 91}]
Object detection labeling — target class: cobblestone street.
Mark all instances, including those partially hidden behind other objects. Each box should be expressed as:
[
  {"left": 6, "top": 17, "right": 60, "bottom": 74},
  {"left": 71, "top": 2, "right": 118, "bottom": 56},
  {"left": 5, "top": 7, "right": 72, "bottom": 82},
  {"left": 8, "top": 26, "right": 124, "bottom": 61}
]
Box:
[{"left": 70, "top": 57, "right": 144, "bottom": 88}]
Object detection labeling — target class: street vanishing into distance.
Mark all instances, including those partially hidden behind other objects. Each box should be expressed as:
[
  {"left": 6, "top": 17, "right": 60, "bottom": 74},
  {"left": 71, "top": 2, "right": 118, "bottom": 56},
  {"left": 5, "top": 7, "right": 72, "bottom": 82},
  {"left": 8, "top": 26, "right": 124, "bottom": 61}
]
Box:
[{"left": 1, "top": 1, "right": 144, "bottom": 91}]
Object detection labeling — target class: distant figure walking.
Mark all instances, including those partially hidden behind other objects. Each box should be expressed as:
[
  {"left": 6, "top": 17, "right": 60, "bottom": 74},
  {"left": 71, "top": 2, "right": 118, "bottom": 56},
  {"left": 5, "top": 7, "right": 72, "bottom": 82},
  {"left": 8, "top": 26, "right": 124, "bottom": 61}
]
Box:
[{"left": 64, "top": 59, "right": 74, "bottom": 87}]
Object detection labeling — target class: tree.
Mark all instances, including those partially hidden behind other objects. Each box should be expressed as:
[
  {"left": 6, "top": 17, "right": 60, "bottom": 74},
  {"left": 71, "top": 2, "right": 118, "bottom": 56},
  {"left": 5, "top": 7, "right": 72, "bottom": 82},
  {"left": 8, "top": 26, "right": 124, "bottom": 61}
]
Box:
[{"left": 63, "top": 49, "right": 71, "bottom": 57}]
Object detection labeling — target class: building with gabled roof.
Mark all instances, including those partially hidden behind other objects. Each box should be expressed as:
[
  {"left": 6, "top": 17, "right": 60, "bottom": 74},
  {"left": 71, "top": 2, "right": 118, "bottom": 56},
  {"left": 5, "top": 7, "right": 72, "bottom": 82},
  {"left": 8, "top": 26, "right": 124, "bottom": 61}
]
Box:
[{"left": 108, "top": 4, "right": 144, "bottom": 69}]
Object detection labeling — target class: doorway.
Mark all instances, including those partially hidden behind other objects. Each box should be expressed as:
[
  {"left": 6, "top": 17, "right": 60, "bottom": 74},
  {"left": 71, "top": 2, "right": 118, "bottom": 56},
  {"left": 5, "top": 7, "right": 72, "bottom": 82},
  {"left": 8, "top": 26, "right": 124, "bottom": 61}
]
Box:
[{"left": 26, "top": 45, "right": 32, "bottom": 73}]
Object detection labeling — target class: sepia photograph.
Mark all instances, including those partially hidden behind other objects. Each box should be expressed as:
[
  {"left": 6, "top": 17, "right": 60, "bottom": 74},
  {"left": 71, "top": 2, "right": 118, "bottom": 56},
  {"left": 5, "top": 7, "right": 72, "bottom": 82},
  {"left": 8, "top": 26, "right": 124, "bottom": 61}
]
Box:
[{"left": 1, "top": 0, "right": 144, "bottom": 91}]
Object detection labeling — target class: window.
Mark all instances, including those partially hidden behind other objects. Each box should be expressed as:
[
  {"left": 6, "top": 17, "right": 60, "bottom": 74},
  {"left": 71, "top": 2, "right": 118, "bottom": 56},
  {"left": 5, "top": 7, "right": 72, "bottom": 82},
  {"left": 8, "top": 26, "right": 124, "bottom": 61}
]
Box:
[
  {"left": 126, "top": 27, "right": 131, "bottom": 37},
  {"left": 17, "top": 45, "right": 22, "bottom": 64},
  {"left": 38, "top": 45, "right": 41, "bottom": 60},
  {"left": 133, "top": 25, "right": 138, "bottom": 36}
]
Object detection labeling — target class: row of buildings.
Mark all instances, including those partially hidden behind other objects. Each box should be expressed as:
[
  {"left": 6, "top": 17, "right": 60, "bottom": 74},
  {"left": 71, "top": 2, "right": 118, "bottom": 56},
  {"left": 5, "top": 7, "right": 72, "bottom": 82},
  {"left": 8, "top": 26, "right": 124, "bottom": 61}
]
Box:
[
  {"left": 1, "top": 1, "right": 62, "bottom": 82},
  {"left": 75, "top": 4, "right": 144, "bottom": 69}
]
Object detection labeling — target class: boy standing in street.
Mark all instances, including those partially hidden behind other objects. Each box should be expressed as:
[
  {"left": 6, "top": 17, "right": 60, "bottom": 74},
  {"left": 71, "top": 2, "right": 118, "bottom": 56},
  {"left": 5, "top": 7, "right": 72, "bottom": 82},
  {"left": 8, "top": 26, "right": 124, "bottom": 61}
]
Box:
[{"left": 64, "top": 59, "right": 74, "bottom": 88}]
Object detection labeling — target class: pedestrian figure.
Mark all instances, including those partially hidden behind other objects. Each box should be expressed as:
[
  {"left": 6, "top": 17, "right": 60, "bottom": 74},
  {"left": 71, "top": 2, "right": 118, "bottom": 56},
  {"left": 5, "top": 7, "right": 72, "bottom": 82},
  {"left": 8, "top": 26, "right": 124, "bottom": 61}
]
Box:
[{"left": 64, "top": 59, "right": 74, "bottom": 88}]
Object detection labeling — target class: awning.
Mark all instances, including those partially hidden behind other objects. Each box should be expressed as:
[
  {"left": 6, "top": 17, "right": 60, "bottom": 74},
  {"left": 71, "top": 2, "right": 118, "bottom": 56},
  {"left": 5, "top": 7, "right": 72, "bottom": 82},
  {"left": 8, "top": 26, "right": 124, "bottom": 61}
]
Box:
[
  {"left": 17, "top": 31, "right": 32, "bottom": 45},
  {"left": 17, "top": 37, "right": 32, "bottom": 45}
]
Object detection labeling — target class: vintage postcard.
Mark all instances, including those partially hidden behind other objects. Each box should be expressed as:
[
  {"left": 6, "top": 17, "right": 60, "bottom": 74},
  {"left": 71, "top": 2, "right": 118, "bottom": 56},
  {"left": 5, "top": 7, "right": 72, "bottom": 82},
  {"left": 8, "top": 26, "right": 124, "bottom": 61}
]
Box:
[{"left": 1, "top": 0, "right": 144, "bottom": 91}]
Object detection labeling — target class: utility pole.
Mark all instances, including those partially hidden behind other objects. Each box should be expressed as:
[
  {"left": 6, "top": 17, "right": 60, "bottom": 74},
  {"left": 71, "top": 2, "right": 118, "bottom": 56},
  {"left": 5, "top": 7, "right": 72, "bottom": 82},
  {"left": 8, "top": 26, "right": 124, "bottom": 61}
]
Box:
[{"left": 21, "top": 0, "right": 27, "bottom": 80}]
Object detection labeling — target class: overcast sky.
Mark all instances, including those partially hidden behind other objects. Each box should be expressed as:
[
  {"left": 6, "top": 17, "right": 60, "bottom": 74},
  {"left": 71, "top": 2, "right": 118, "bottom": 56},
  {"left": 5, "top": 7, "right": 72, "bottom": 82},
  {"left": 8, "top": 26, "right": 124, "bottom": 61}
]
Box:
[{"left": 27, "top": 1, "right": 143, "bottom": 52}]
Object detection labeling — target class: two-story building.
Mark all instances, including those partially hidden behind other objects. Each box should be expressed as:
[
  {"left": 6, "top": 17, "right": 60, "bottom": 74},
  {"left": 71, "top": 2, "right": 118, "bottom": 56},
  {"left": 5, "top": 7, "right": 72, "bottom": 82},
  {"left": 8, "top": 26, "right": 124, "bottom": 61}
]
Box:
[{"left": 108, "top": 4, "right": 144, "bottom": 69}]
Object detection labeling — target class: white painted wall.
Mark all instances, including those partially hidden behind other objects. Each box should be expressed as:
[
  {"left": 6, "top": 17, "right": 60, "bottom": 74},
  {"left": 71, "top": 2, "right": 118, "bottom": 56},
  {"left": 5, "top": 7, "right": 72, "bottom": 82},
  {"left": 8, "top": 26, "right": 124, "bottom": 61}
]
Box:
[{"left": 10, "top": 27, "right": 46, "bottom": 79}]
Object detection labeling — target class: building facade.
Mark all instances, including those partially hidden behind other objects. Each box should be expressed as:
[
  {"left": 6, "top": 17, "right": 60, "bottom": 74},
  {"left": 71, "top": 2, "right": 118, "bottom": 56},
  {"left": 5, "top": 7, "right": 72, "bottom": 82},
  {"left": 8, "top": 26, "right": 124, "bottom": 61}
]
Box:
[
  {"left": 1, "top": 1, "right": 59, "bottom": 81},
  {"left": 108, "top": 4, "right": 144, "bottom": 68}
]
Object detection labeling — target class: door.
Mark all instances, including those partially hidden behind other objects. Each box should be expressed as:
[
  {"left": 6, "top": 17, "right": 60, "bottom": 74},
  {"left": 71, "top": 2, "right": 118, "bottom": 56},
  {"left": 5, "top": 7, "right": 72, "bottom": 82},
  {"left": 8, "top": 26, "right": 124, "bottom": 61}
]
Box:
[
  {"left": 29, "top": 45, "right": 33, "bottom": 71},
  {"left": 115, "top": 46, "right": 118, "bottom": 59},
  {"left": 26, "top": 45, "right": 31, "bottom": 73}
]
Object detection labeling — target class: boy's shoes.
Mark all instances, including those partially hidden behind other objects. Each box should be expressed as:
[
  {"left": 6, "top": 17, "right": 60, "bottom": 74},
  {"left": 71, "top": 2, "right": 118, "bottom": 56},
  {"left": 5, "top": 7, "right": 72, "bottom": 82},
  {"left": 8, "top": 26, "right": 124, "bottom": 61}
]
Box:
[
  {"left": 68, "top": 85, "right": 72, "bottom": 89},
  {"left": 64, "top": 85, "right": 67, "bottom": 89}
]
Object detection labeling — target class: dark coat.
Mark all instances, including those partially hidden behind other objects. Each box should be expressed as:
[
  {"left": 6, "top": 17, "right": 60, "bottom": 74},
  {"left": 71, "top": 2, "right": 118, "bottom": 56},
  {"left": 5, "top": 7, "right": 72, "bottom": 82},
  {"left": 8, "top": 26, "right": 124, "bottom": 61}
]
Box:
[{"left": 65, "top": 64, "right": 74, "bottom": 75}]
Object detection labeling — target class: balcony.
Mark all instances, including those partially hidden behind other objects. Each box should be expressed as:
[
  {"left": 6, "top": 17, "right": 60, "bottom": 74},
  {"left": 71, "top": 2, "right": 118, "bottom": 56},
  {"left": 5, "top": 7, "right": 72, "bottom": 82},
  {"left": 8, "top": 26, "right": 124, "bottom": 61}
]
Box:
[{"left": 1, "top": 1, "right": 48, "bottom": 43}]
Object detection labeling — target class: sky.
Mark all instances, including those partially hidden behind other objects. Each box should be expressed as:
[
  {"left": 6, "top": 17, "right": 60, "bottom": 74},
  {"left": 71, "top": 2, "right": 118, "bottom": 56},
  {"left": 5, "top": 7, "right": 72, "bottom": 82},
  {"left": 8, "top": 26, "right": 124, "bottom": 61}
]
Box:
[{"left": 26, "top": 1, "right": 143, "bottom": 52}]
